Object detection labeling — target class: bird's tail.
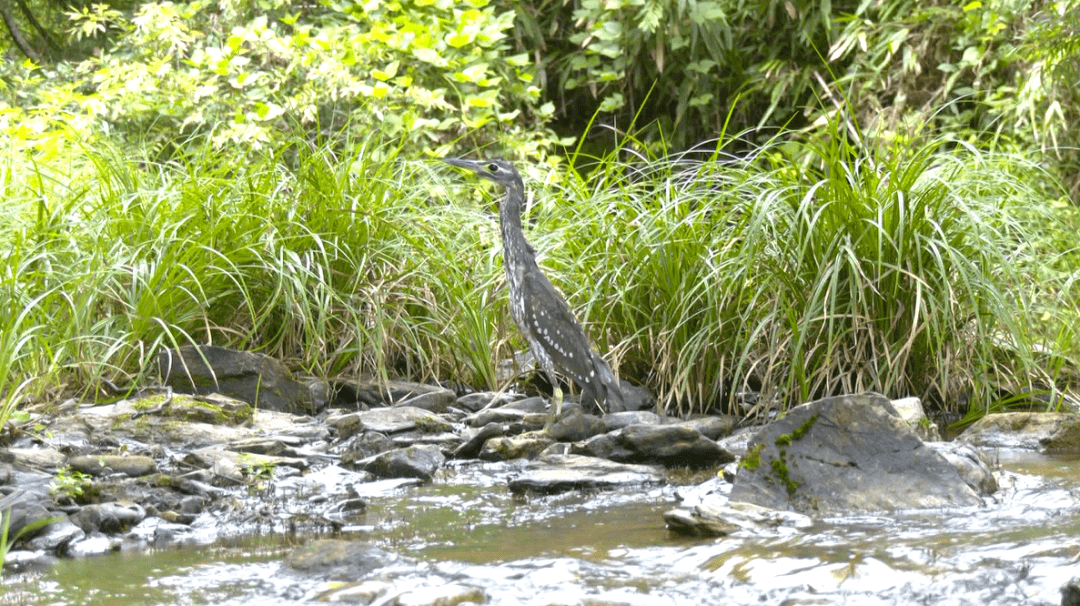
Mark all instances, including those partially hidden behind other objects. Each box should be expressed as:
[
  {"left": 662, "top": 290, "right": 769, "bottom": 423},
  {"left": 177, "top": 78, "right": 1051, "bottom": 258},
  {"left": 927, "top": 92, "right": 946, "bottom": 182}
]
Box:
[{"left": 586, "top": 351, "right": 625, "bottom": 413}]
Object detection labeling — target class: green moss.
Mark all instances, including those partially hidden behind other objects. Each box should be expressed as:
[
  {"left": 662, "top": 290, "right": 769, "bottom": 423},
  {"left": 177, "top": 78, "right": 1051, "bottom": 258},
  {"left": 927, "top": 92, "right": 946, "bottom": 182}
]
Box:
[
  {"left": 739, "top": 443, "right": 764, "bottom": 470},
  {"left": 791, "top": 413, "right": 819, "bottom": 440},
  {"left": 769, "top": 448, "right": 800, "bottom": 496}
]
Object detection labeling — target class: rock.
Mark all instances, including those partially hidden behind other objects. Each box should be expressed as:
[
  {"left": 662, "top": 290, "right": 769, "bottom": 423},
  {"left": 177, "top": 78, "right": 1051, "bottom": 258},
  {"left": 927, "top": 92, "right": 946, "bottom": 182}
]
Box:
[
  {"left": 1063, "top": 577, "right": 1080, "bottom": 606},
  {"left": 158, "top": 344, "right": 318, "bottom": 415},
  {"left": 72, "top": 502, "right": 146, "bottom": 534},
  {"left": 664, "top": 501, "right": 813, "bottom": 537},
  {"left": 341, "top": 432, "right": 395, "bottom": 466},
  {"left": 452, "top": 423, "right": 506, "bottom": 459},
  {"left": 464, "top": 407, "right": 531, "bottom": 427},
  {"left": 957, "top": 412, "right": 1080, "bottom": 453},
  {"left": 616, "top": 424, "right": 735, "bottom": 467},
  {"left": 0, "top": 489, "right": 57, "bottom": 543},
  {"left": 570, "top": 433, "right": 635, "bottom": 462},
  {"left": 729, "top": 392, "right": 984, "bottom": 513},
  {"left": 396, "top": 583, "right": 487, "bottom": 606},
  {"left": 184, "top": 447, "right": 310, "bottom": 475},
  {"left": 479, "top": 435, "right": 554, "bottom": 461},
  {"left": 356, "top": 444, "right": 445, "bottom": 481},
  {"left": 927, "top": 442, "right": 998, "bottom": 494},
  {"left": 7, "top": 447, "right": 66, "bottom": 471},
  {"left": 548, "top": 404, "right": 606, "bottom": 442},
  {"left": 25, "top": 516, "right": 84, "bottom": 551},
  {"left": 891, "top": 396, "right": 941, "bottom": 441},
  {"left": 455, "top": 392, "right": 522, "bottom": 412},
  {"left": 615, "top": 382, "right": 656, "bottom": 413},
  {"left": 352, "top": 406, "right": 454, "bottom": 435},
  {"left": 674, "top": 416, "right": 737, "bottom": 441},
  {"left": 602, "top": 411, "right": 664, "bottom": 432},
  {"left": 287, "top": 539, "right": 406, "bottom": 580},
  {"left": 66, "top": 533, "right": 121, "bottom": 557},
  {"left": 126, "top": 517, "right": 195, "bottom": 543},
  {"left": 507, "top": 454, "right": 665, "bottom": 495},
  {"left": 68, "top": 455, "right": 157, "bottom": 478},
  {"left": 395, "top": 387, "right": 456, "bottom": 414}
]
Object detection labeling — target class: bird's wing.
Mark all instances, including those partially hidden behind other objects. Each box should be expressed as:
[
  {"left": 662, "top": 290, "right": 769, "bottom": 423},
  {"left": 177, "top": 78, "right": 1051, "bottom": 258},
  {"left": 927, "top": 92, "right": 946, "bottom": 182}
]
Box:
[{"left": 519, "top": 269, "right": 614, "bottom": 397}]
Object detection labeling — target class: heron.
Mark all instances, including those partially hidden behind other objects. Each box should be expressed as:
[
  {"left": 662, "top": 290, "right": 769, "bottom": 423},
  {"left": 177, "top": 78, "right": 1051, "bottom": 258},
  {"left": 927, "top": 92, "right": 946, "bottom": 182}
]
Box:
[{"left": 442, "top": 157, "right": 625, "bottom": 430}]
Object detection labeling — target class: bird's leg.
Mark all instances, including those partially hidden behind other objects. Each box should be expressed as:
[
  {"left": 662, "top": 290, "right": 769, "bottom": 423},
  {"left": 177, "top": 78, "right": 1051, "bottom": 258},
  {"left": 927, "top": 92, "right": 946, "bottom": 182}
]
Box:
[{"left": 543, "top": 385, "right": 563, "bottom": 433}]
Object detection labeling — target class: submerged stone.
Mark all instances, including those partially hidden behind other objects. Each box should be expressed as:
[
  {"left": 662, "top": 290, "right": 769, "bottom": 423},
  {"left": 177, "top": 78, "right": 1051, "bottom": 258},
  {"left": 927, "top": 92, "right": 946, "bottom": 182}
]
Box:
[
  {"left": 958, "top": 412, "right": 1080, "bottom": 453},
  {"left": 507, "top": 454, "right": 665, "bottom": 495}
]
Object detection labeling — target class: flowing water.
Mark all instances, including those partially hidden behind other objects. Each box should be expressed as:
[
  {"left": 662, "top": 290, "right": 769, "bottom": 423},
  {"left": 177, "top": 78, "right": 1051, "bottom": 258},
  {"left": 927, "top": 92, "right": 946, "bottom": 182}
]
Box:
[{"left": 2, "top": 452, "right": 1079, "bottom": 606}]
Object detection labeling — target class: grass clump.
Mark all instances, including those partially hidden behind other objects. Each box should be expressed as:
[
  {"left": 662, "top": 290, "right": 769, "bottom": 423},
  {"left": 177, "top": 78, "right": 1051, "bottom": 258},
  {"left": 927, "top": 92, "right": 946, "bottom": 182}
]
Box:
[{"left": 0, "top": 120, "right": 1073, "bottom": 425}]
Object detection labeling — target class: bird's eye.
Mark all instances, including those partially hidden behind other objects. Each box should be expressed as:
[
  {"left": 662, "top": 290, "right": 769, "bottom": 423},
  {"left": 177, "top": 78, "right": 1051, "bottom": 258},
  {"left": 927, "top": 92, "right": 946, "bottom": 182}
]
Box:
[{"left": 487, "top": 163, "right": 499, "bottom": 172}]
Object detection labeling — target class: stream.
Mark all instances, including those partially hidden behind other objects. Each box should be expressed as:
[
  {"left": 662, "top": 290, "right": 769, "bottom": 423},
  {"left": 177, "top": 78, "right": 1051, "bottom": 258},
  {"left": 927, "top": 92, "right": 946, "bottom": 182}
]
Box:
[{"left": 3, "top": 451, "right": 1078, "bottom": 606}]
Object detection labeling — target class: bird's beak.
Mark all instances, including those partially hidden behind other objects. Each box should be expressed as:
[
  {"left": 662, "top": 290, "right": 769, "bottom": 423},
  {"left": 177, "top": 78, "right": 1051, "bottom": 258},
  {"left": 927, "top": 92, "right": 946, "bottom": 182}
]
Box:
[{"left": 442, "top": 157, "right": 484, "bottom": 172}]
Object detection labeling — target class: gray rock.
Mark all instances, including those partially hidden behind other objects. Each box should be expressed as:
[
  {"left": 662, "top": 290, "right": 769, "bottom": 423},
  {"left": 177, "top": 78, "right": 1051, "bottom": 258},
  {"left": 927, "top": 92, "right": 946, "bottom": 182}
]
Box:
[
  {"left": 353, "top": 406, "right": 453, "bottom": 435},
  {"left": 453, "top": 423, "right": 506, "bottom": 459},
  {"left": 616, "top": 424, "right": 735, "bottom": 467},
  {"left": 395, "top": 388, "right": 456, "bottom": 413},
  {"left": 25, "top": 516, "right": 84, "bottom": 551},
  {"left": 602, "top": 411, "right": 664, "bottom": 432},
  {"left": 126, "top": 517, "right": 195, "bottom": 543},
  {"left": 508, "top": 454, "right": 665, "bottom": 495},
  {"left": 158, "top": 344, "right": 317, "bottom": 415},
  {"left": 891, "top": 396, "right": 941, "bottom": 441},
  {"left": 479, "top": 435, "right": 554, "bottom": 461},
  {"left": 6, "top": 447, "right": 66, "bottom": 472},
  {"left": 548, "top": 404, "right": 605, "bottom": 442},
  {"left": 569, "top": 433, "right": 635, "bottom": 461},
  {"left": 928, "top": 442, "right": 998, "bottom": 494},
  {"left": 729, "top": 392, "right": 984, "bottom": 513},
  {"left": 72, "top": 502, "right": 147, "bottom": 534},
  {"left": 465, "top": 407, "right": 530, "bottom": 427},
  {"left": 287, "top": 539, "right": 406, "bottom": 580},
  {"left": 957, "top": 412, "right": 1080, "bottom": 453},
  {"left": 396, "top": 583, "right": 487, "bottom": 606},
  {"left": 674, "top": 416, "right": 737, "bottom": 441},
  {"left": 455, "top": 392, "right": 522, "bottom": 412},
  {"left": 341, "top": 432, "right": 395, "bottom": 466},
  {"left": 615, "top": 382, "right": 656, "bottom": 413},
  {"left": 68, "top": 454, "right": 157, "bottom": 478},
  {"left": 66, "top": 533, "right": 120, "bottom": 557},
  {"left": 356, "top": 444, "right": 445, "bottom": 481},
  {"left": 0, "top": 489, "right": 57, "bottom": 544},
  {"left": 664, "top": 501, "right": 813, "bottom": 537}
]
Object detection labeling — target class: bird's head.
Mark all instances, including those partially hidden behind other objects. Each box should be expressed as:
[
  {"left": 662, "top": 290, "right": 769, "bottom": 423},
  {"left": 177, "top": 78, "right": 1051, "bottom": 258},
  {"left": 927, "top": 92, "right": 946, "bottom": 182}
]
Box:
[{"left": 442, "top": 157, "right": 520, "bottom": 187}]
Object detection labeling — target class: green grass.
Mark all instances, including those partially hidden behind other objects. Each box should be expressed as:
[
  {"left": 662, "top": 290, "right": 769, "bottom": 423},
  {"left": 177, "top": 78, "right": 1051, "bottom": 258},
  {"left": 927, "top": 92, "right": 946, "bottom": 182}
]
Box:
[{"left": 0, "top": 125, "right": 1075, "bottom": 427}]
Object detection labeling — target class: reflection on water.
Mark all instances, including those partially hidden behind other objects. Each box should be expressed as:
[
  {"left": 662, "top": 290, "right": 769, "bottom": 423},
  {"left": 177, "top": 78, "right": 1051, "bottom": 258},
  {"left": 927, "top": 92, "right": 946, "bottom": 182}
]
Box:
[{"left": 2, "top": 455, "right": 1079, "bottom": 606}]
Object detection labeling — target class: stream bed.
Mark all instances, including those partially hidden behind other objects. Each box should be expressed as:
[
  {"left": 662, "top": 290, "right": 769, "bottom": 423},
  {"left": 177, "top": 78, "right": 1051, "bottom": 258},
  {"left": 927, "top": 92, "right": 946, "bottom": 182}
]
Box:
[{"left": 3, "top": 451, "right": 1079, "bottom": 606}]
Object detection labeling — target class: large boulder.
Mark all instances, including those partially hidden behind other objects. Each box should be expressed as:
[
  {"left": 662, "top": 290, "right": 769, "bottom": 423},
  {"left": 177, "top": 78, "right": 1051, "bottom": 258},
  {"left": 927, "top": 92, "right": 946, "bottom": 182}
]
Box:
[
  {"left": 158, "top": 345, "right": 320, "bottom": 415},
  {"left": 729, "top": 393, "right": 985, "bottom": 513}
]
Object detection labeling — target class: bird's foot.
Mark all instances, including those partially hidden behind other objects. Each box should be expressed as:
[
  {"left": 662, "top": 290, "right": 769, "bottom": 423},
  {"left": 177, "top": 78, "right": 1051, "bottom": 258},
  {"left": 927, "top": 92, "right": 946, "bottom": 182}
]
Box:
[{"left": 541, "top": 386, "right": 564, "bottom": 434}]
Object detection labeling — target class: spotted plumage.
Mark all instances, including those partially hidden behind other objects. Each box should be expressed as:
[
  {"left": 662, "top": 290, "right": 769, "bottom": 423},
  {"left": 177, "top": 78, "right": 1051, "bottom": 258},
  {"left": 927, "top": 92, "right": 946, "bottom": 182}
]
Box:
[{"left": 442, "top": 157, "right": 625, "bottom": 427}]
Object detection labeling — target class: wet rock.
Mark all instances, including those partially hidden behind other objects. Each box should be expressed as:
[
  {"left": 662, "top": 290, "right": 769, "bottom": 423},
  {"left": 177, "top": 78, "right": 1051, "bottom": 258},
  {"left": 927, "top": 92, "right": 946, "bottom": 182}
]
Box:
[
  {"left": 479, "top": 435, "right": 554, "bottom": 461},
  {"left": 395, "top": 387, "right": 456, "bottom": 414},
  {"left": 184, "top": 446, "right": 310, "bottom": 475},
  {"left": 126, "top": 517, "right": 195, "bottom": 544},
  {"left": 389, "top": 430, "right": 463, "bottom": 450},
  {"left": 675, "top": 416, "right": 737, "bottom": 441},
  {"left": 350, "top": 406, "right": 454, "bottom": 435},
  {"left": 616, "top": 424, "right": 735, "bottom": 467},
  {"left": 891, "top": 396, "right": 941, "bottom": 441},
  {"left": 66, "top": 533, "right": 121, "bottom": 557},
  {"left": 72, "top": 502, "right": 147, "bottom": 534},
  {"left": 958, "top": 412, "right": 1080, "bottom": 453},
  {"left": 602, "top": 411, "right": 664, "bottom": 432},
  {"left": 1063, "top": 577, "right": 1080, "bottom": 606},
  {"left": 507, "top": 454, "right": 665, "bottom": 495},
  {"left": 287, "top": 538, "right": 407, "bottom": 580},
  {"left": 25, "top": 516, "right": 84, "bottom": 551},
  {"left": 396, "top": 583, "right": 487, "bottom": 606},
  {"left": 68, "top": 454, "right": 157, "bottom": 478},
  {"left": 569, "top": 433, "right": 634, "bottom": 462},
  {"left": 615, "top": 381, "right": 656, "bottom": 413},
  {"left": 453, "top": 423, "right": 506, "bottom": 459},
  {"left": 158, "top": 344, "right": 318, "bottom": 415},
  {"left": 664, "top": 501, "right": 813, "bottom": 537},
  {"left": 7, "top": 447, "right": 66, "bottom": 471},
  {"left": 928, "top": 442, "right": 998, "bottom": 494},
  {"left": 465, "top": 407, "right": 531, "bottom": 427},
  {"left": 548, "top": 404, "right": 605, "bottom": 442},
  {"left": 455, "top": 392, "right": 521, "bottom": 412},
  {"left": 356, "top": 444, "right": 445, "bottom": 481},
  {"left": 74, "top": 396, "right": 262, "bottom": 448},
  {"left": 729, "top": 392, "right": 984, "bottom": 513},
  {"left": 341, "top": 431, "right": 395, "bottom": 466},
  {"left": 0, "top": 489, "right": 56, "bottom": 543}
]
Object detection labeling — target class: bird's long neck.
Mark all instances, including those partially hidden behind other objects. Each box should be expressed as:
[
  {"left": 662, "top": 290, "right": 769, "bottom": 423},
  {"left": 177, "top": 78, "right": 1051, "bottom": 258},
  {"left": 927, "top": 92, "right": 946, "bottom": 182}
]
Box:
[{"left": 499, "top": 176, "right": 536, "bottom": 270}]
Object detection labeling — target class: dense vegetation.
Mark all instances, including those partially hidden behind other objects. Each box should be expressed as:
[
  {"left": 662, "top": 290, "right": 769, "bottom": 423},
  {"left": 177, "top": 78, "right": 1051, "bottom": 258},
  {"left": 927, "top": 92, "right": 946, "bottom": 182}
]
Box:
[{"left": 2, "top": 0, "right": 1078, "bottom": 425}]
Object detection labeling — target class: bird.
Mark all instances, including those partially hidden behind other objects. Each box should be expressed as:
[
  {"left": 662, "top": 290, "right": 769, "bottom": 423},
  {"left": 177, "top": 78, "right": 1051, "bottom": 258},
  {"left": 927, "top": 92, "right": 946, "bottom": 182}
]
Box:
[{"left": 442, "top": 157, "right": 625, "bottom": 430}]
